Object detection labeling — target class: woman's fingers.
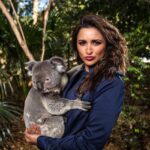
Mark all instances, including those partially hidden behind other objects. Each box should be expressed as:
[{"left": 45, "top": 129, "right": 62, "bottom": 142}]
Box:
[
  {"left": 24, "top": 124, "right": 41, "bottom": 145},
  {"left": 24, "top": 129, "right": 39, "bottom": 145},
  {"left": 25, "top": 124, "right": 41, "bottom": 134},
  {"left": 31, "top": 124, "right": 41, "bottom": 134}
]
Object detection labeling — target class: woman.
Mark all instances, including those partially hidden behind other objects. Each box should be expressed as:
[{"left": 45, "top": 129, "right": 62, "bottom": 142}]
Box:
[{"left": 25, "top": 14, "right": 128, "bottom": 150}]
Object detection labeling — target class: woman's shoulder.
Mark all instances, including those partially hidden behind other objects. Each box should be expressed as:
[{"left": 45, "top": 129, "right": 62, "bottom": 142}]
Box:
[
  {"left": 96, "top": 73, "right": 124, "bottom": 91},
  {"left": 93, "top": 73, "right": 125, "bottom": 99},
  {"left": 67, "top": 64, "right": 83, "bottom": 78},
  {"left": 108, "top": 72, "right": 124, "bottom": 85}
]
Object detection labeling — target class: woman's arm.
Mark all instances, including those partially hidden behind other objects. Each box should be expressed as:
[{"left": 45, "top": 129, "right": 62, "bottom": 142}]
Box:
[{"left": 26, "top": 76, "right": 124, "bottom": 150}]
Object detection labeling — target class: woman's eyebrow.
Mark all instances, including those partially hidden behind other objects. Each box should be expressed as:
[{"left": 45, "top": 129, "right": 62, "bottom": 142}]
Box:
[
  {"left": 92, "top": 39, "right": 103, "bottom": 41},
  {"left": 77, "top": 39, "right": 86, "bottom": 41}
]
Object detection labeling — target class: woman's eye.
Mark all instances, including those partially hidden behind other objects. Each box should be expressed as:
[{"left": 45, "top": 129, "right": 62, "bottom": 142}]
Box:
[
  {"left": 78, "top": 41, "right": 86, "bottom": 46},
  {"left": 92, "top": 40, "right": 101, "bottom": 46}
]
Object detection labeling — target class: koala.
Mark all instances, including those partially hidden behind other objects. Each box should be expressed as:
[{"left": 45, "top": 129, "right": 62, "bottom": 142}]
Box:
[{"left": 23, "top": 56, "right": 91, "bottom": 138}]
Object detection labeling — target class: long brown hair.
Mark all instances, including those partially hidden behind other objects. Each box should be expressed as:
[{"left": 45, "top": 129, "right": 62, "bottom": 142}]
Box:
[{"left": 72, "top": 14, "right": 128, "bottom": 95}]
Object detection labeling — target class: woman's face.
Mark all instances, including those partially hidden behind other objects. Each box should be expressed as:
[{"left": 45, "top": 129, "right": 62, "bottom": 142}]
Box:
[{"left": 77, "top": 27, "right": 106, "bottom": 71}]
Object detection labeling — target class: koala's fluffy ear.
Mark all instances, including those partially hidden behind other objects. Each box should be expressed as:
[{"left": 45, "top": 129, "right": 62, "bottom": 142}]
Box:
[
  {"left": 60, "top": 74, "right": 69, "bottom": 91},
  {"left": 25, "top": 61, "right": 37, "bottom": 76},
  {"left": 49, "top": 56, "right": 67, "bottom": 73}
]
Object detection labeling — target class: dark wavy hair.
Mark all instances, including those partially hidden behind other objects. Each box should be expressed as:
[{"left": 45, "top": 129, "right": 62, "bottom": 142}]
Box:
[{"left": 72, "top": 14, "right": 128, "bottom": 95}]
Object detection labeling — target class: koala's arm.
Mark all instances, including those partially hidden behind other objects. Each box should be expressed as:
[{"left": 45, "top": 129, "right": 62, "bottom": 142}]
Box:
[{"left": 42, "top": 96, "right": 91, "bottom": 115}]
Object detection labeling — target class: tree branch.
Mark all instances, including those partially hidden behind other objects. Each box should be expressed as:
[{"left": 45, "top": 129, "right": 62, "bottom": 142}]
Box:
[
  {"left": 33, "top": 0, "right": 39, "bottom": 25},
  {"left": 0, "top": 0, "right": 34, "bottom": 61},
  {"left": 9, "top": 0, "right": 26, "bottom": 43},
  {"left": 41, "top": 0, "right": 51, "bottom": 61},
  {"left": 41, "top": 0, "right": 55, "bottom": 61}
]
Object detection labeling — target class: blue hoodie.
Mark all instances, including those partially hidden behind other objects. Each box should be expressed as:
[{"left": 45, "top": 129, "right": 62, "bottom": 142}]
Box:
[{"left": 37, "top": 65, "right": 124, "bottom": 150}]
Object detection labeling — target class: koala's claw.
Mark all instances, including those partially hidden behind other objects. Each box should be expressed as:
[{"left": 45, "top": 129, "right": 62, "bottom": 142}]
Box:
[
  {"left": 81, "top": 101, "right": 91, "bottom": 111},
  {"left": 83, "top": 102, "right": 91, "bottom": 109},
  {"left": 73, "top": 99, "right": 91, "bottom": 111}
]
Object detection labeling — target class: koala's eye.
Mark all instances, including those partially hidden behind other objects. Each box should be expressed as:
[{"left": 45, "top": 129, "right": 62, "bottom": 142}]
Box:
[{"left": 45, "top": 78, "right": 50, "bottom": 82}]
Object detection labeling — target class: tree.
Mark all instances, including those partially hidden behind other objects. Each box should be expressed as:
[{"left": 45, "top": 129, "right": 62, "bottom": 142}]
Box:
[
  {"left": 0, "top": 0, "right": 34, "bottom": 61},
  {"left": 0, "top": 0, "right": 149, "bottom": 149}
]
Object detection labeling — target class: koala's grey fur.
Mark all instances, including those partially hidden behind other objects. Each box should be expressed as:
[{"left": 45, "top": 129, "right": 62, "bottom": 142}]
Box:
[{"left": 23, "top": 56, "right": 91, "bottom": 137}]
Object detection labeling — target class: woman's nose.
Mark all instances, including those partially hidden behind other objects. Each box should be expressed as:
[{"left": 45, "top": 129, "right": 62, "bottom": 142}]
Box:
[{"left": 86, "top": 44, "right": 93, "bottom": 54}]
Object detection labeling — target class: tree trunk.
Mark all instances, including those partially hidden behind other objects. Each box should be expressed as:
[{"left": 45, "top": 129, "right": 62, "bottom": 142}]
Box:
[
  {"left": 41, "top": 0, "right": 55, "bottom": 61},
  {"left": 0, "top": 0, "right": 34, "bottom": 61},
  {"left": 33, "top": 0, "right": 39, "bottom": 25}
]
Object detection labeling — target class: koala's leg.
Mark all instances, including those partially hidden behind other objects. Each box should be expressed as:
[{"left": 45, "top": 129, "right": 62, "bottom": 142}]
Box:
[
  {"left": 40, "top": 116, "right": 65, "bottom": 137},
  {"left": 37, "top": 113, "right": 52, "bottom": 124}
]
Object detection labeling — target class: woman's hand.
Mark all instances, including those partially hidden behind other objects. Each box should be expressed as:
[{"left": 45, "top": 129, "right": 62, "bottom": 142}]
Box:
[{"left": 24, "top": 124, "right": 41, "bottom": 145}]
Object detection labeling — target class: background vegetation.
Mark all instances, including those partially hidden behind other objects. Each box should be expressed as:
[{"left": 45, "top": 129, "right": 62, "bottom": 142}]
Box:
[{"left": 0, "top": 0, "right": 149, "bottom": 149}]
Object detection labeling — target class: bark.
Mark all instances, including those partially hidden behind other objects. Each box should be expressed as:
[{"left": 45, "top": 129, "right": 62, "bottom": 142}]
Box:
[
  {"left": 9, "top": 0, "right": 26, "bottom": 43},
  {"left": 41, "top": 0, "right": 55, "bottom": 61},
  {"left": 33, "top": 0, "right": 39, "bottom": 25},
  {"left": 0, "top": 0, "right": 34, "bottom": 61}
]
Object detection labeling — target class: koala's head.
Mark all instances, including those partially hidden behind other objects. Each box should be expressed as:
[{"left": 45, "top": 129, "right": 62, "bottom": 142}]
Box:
[{"left": 25, "top": 56, "right": 67, "bottom": 94}]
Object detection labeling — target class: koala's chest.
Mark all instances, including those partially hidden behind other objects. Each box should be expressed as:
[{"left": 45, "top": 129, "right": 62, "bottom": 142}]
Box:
[
  {"left": 25, "top": 100, "right": 46, "bottom": 118},
  {"left": 25, "top": 89, "right": 47, "bottom": 114}
]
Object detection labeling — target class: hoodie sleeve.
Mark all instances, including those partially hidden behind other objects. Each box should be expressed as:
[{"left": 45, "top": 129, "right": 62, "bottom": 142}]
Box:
[{"left": 37, "top": 76, "right": 124, "bottom": 150}]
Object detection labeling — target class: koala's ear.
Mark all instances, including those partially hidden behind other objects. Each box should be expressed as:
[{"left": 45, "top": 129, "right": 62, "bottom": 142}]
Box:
[
  {"left": 49, "top": 56, "right": 67, "bottom": 73},
  {"left": 25, "top": 61, "right": 37, "bottom": 76}
]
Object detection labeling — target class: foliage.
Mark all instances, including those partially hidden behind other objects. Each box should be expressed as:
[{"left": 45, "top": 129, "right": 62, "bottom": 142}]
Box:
[
  {"left": 0, "top": 0, "right": 149, "bottom": 149},
  {"left": 0, "top": 50, "right": 22, "bottom": 148},
  {"left": 107, "top": 105, "right": 150, "bottom": 150},
  {"left": 0, "top": 101, "right": 21, "bottom": 149},
  {"left": 0, "top": 7, "right": 24, "bottom": 147}
]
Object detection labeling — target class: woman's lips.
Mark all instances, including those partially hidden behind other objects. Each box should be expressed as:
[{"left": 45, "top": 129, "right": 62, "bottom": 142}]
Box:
[{"left": 84, "top": 56, "right": 95, "bottom": 61}]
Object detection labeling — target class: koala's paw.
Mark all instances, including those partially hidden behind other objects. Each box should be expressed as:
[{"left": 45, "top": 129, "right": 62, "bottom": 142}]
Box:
[{"left": 73, "top": 99, "right": 91, "bottom": 111}]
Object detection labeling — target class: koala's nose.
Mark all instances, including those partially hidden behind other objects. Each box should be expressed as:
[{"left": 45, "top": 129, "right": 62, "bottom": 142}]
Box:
[{"left": 36, "top": 81, "right": 43, "bottom": 91}]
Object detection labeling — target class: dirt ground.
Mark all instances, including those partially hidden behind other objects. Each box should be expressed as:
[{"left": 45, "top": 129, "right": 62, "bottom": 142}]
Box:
[
  {"left": 5, "top": 119, "right": 119, "bottom": 150},
  {"left": 5, "top": 115, "right": 150, "bottom": 150},
  {"left": 4, "top": 120, "right": 121, "bottom": 150},
  {"left": 3, "top": 119, "right": 37, "bottom": 150}
]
